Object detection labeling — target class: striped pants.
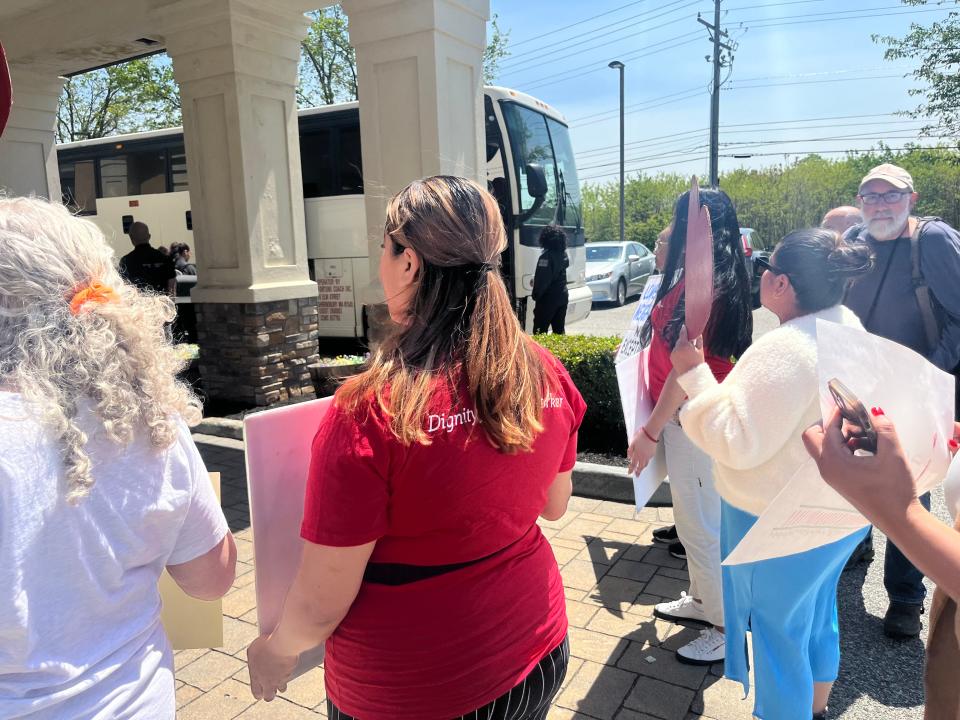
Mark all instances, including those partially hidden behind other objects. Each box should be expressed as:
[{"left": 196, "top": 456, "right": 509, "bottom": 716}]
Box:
[{"left": 327, "top": 636, "right": 570, "bottom": 720}]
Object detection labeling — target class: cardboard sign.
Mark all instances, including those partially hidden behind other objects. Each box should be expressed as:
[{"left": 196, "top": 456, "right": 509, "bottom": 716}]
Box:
[
  {"left": 244, "top": 397, "right": 333, "bottom": 675},
  {"left": 159, "top": 472, "right": 224, "bottom": 650},
  {"left": 615, "top": 348, "right": 667, "bottom": 510},
  {"left": 683, "top": 176, "right": 714, "bottom": 340}
]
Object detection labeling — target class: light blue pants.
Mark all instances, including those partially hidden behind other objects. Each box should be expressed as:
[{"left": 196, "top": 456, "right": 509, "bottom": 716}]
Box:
[{"left": 721, "top": 500, "right": 869, "bottom": 720}]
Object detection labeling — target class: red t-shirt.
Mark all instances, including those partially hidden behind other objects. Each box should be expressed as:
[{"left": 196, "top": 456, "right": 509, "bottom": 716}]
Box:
[
  {"left": 301, "top": 345, "right": 586, "bottom": 720},
  {"left": 647, "top": 280, "right": 733, "bottom": 403}
]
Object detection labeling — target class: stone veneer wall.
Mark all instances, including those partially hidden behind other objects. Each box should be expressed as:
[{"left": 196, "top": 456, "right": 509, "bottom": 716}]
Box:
[{"left": 196, "top": 297, "right": 320, "bottom": 406}]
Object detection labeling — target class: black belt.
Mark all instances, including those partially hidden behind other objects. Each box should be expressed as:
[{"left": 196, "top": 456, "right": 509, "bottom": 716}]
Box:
[{"left": 363, "top": 533, "right": 523, "bottom": 586}]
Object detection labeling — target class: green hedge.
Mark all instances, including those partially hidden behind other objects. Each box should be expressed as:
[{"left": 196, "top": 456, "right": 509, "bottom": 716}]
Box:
[{"left": 534, "top": 333, "right": 626, "bottom": 454}]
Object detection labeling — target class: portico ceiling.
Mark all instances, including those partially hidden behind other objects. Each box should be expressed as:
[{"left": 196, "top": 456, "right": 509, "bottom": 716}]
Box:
[
  {"left": 2, "top": 0, "right": 336, "bottom": 77},
  {"left": 2, "top": 0, "right": 164, "bottom": 76}
]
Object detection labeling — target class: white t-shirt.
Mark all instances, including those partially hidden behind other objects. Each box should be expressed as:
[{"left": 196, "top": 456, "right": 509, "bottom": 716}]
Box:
[{"left": 0, "top": 392, "right": 229, "bottom": 719}]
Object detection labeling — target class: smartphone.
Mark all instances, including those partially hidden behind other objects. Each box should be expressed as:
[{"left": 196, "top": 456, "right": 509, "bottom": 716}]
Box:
[{"left": 827, "top": 378, "right": 878, "bottom": 454}]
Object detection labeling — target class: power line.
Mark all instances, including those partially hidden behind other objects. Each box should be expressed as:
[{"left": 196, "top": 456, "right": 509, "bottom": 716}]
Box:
[
  {"left": 520, "top": 34, "right": 703, "bottom": 93},
  {"left": 508, "top": 0, "right": 653, "bottom": 48},
  {"left": 499, "top": 0, "right": 696, "bottom": 69},
  {"left": 569, "top": 84, "right": 708, "bottom": 124},
  {"left": 570, "top": 70, "right": 921, "bottom": 129},
  {"left": 581, "top": 128, "right": 945, "bottom": 171},
  {"left": 724, "top": 74, "right": 904, "bottom": 90},
  {"left": 576, "top": 116, "right": 927, "bottom": 159},
  {"left": 578, "top": 144, "right": 960, "bottom": 182},
  {"left": 501, "top": 3, "right": 951, "bottom": 89},
  {"left": 501, "top": 0, "right": 823, "bottom": 67},
  {"left": 575, "top": 112, "right": 905, "bottom": 155},
  {"left": 737, "top": 4, "right": 955, "bottom": 29},
  {"left": 719, "top": 145, "right": 960, "bottom": 159}
]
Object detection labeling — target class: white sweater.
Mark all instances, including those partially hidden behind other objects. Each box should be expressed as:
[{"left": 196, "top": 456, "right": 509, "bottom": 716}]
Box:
[{"left": 677, "top": 304, "right": 864, "bottom": 516}]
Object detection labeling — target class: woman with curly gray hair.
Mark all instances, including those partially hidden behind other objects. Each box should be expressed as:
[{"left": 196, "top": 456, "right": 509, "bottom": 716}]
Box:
[{"left": 0, "top": 197, "right": 236, "bottom": 718}]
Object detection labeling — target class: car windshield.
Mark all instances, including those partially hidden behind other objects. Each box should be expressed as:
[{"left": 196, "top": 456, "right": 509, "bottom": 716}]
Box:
[{"left": 587, "top": 246, "right": 622, "bottom": 262}]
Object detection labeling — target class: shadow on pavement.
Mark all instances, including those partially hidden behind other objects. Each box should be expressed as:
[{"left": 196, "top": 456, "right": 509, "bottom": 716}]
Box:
[{"left": 829, "top": 558, "right": 926, "bottom": 716}]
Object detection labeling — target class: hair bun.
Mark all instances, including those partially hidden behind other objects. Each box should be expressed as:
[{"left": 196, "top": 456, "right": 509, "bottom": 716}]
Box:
[{"left": 827, "top": 241, "right": 874, "bottom": 279}]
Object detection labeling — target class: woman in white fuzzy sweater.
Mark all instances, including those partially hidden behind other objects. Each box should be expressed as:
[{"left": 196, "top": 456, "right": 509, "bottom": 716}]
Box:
[{"left": 670, "top": 227, "right": 873, "bottom": 720}]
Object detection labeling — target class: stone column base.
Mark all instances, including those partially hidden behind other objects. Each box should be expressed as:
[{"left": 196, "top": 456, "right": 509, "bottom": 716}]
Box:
[{"left": 196, "top": 298, "right": 320, "bottom": 406}]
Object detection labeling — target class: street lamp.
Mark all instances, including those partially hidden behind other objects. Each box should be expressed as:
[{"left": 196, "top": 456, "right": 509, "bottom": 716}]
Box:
[{"left": 608, "top": 60, "right": 625, "bottom": 245}]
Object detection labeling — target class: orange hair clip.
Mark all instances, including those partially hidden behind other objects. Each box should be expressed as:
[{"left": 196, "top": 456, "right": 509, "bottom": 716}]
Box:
[{"left": 69, "top": 281, "right": 118, "bottom": 316}]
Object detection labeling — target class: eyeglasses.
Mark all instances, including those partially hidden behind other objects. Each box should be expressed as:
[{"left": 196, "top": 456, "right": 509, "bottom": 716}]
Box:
[
  {"left": 858, "top": 191, "right": 910, "bottom": 205},
  {"left": 754, "top": 256, "right": 788, "bottom": 276}
]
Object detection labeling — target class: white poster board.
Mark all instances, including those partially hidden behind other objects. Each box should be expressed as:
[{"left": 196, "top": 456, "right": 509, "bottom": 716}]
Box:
[
  {"left": 615, "top": 274, "right": 667, "bottom": 510},
  {"left": 724, "top": 322, "right": 954, "bottom": 565},
  {"left": 244, "top": 397, "right": 333, "bottom": 675},
  {"left": 616, "top": 349, "right": 667, "bottom": 510}
]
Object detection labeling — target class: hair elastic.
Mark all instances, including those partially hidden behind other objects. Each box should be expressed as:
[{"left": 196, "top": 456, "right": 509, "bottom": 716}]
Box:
[{"left": 69, "top": 282, "right": 118, "bottom": 316}]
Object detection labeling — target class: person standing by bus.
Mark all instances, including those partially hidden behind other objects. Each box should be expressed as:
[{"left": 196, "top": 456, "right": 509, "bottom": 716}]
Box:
[
  {"left": 118, "top": 221, "right": 176, "bottom": 298},
  {"left": 532, "top": 225, "right": 570, "bottom": 334}
]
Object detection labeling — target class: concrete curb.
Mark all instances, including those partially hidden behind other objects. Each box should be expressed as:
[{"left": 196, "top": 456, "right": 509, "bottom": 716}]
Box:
[
  {"left": 193, "top": 417, "right": 672, "bottom": 507},
  {"left": 572, "top": 460, "right": 672, "bottom": 507}
]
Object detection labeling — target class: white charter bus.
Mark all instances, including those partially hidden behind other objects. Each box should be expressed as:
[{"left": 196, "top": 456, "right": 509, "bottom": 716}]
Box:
[{"left": 56, "top": 86, "right": 592, "bottom": 338}]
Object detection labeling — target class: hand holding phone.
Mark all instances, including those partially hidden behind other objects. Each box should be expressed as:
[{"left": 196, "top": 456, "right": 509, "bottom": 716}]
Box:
[{"left": 827, "top": 378, "right": 878, "bottom": 455}]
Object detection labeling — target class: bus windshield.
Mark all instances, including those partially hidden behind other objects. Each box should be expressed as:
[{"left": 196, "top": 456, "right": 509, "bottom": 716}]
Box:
[
  {"left": 500, "top": 102, "right": 559, "bottom": 227},
  {"left": 500, "top": 101, "right": 583, "bottom": 247}
]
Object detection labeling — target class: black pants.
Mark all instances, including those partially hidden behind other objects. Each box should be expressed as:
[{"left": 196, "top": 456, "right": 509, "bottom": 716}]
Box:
[
  {"left": 533, "top": 300, "right": 567, "bottom": 335},
  {"left": 327, "top": 636, "right": 569, "bottom": 720}
]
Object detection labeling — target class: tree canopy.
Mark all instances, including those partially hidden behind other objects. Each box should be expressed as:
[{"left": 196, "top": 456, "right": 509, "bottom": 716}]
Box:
[
  {"left": 58, "top": 7, "right": 513, "bottom": 141},
  {"left": 57, "top": 56, "right": 179, "bottom": 143},
  {"left": 874, "top": 0, "right": 960, "bottom": 138},
  {"left": 581, "top": 146, "right": 960, "bottom": 250}
]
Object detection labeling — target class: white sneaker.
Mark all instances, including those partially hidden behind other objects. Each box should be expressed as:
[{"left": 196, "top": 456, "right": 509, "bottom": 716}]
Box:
[
  {"left": 653, "top": 592, "right": 710, "bottom": 625},
  {"left": 676, "top": 627, "right": 725, "bottom": 665}
]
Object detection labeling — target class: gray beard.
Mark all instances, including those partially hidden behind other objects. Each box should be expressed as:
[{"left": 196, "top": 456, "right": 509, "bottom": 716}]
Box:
[{"left": 867, "top": 207, "right": 911, "bottom": 240}]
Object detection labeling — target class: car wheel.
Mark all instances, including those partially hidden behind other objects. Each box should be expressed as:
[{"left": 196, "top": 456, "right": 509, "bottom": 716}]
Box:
[{"left": 615, "top": 278, "right": 627, "bottom": 307}]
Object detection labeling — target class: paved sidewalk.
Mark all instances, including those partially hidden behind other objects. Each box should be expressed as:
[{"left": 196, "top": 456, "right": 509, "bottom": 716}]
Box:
[{"left": 180, "top": 433, "right": 931, "bottom": 720}]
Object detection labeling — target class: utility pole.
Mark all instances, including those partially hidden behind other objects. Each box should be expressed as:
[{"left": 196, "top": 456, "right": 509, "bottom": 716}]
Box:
[
  {"left": 698, "top": 0, "right": 735, "bottom": 187},
  {"left": 608, "top": 60, "right": 625, "bottom": 245}
]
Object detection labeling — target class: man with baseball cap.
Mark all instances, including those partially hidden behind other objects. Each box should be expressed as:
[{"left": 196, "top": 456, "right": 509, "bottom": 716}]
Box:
[{"left": 845, "top": 163, "right": 960, "bottom": 639}]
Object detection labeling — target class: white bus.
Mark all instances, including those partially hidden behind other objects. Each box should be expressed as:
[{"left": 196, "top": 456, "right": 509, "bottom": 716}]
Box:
[{"left": 56, "top": 86, "right": 592, "bottom": 339}]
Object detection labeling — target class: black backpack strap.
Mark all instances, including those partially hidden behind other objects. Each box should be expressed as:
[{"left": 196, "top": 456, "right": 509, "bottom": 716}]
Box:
[{"left": 910, "top": 216, "right": 941, "bottom": 353}]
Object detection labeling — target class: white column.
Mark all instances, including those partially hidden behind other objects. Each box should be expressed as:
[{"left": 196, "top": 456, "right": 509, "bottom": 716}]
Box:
[
  {"left": 0, "top": 66, "right": 64, "bottom": 200},
  {"left": 340, "top": 0, "right": 489, "bottom": 319},
  {"left": 153, "top": 0, "right": 318, "bottom": 304}
]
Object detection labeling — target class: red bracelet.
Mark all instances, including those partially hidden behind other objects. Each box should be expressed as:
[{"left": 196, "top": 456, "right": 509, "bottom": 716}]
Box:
[{"left": 641, "top": 426, "right": 658, "bottom": 443}]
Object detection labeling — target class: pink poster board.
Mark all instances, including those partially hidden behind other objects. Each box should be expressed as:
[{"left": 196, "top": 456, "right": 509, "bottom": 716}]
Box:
[{"left": 244, "top": 396, "right": 333, "bottom": 673}]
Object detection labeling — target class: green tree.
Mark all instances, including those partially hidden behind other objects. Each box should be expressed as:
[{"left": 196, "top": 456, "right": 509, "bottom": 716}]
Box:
[
  {"left": 874, "top": 0, "right": 960, "bottom": 138},
  {"left": 57, "top": 56, "right": 180, "bottom": 143},
  {"left": 298, "top": 6, "right": 357, "bottom": 106},
  {"left": 581, "top": 147, "right": 960, "bottom": 251},
  {"left": 298, "top": 7, "right": 512, "bottom": 107},
  {"left": 483, "top": 14, "right": 511, "bottom": 84}
]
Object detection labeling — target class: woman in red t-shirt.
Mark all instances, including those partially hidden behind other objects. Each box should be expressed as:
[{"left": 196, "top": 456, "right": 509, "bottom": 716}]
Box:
[
  {"left": 247, "top": 176, "right": 586, "bottom": 720},
  {"left": 626, "top": 188, "right": 753, "bottom": 665}
]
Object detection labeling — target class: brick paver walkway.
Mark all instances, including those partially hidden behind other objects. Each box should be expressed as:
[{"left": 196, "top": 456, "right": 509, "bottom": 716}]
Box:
[{"left": 179, "top": 433, "right": 758, "bottom": 720}]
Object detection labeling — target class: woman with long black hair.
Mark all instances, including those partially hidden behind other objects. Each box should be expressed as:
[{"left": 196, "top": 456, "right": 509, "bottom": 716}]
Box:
[{"left": 627, "top": 187, "right": 753, "bottom": 665}]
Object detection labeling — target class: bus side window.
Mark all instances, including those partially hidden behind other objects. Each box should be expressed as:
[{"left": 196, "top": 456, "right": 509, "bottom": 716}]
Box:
[
  {"left": 300, "top": 127, "right": 335, "bottom": 198},
  {"left": 59, "top": 159, "right": 97, "bottom": 214},
  {"left": 338, "top": 125, "right": 363, "bottom": 194}
]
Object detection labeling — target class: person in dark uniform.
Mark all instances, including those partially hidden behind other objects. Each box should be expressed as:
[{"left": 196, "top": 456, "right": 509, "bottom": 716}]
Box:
[
  {"left": 118, "top": 222, "right": 176, "bottom": 297},
  {"left": 532, "top": 225, "right": 569, "bottom": 335}
]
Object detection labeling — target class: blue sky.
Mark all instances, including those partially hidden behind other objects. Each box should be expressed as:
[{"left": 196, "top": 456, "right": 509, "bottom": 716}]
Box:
[{"left": 488, "top": 0, "right": 957, "bottom": 185}]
